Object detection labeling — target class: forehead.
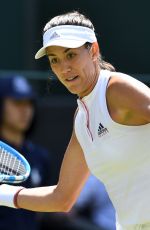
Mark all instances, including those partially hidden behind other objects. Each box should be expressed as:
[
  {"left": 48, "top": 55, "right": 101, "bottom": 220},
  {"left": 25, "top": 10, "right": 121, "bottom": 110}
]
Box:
[
  {"left": 4, "top": 98, "right": 33, "bottom": 104},
  {"left": 46, "top": 45, "right": 85, "bottom": 56}
]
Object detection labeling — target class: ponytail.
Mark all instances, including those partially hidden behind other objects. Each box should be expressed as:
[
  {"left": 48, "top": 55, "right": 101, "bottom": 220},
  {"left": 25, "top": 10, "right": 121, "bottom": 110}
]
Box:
[{"left": 99, "top": 58, "right": 116, "bottom": 72}]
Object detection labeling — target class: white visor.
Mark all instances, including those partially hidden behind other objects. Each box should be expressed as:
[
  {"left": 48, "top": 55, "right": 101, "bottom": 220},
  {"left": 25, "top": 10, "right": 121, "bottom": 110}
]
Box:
[{"left": 35, "top": 25, "right": 97, "bottom": 59}]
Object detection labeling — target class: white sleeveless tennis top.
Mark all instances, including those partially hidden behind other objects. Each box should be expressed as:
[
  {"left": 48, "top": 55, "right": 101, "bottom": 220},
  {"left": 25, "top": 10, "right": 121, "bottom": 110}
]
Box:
[{"left": 75, "top": 69, "right": 150, "bottom": 229}]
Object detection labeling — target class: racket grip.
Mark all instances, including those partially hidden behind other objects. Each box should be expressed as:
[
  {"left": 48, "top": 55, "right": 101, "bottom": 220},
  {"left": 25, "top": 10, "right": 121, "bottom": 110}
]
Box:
[{"left": 0, "top": 184, "right": 25, "bottom": 208}]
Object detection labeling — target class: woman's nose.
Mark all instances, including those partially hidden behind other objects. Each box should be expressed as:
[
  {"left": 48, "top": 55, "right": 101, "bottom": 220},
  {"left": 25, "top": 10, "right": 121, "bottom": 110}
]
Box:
[{"left": 60, "top": 61, "right": 72, "bottom": 74}]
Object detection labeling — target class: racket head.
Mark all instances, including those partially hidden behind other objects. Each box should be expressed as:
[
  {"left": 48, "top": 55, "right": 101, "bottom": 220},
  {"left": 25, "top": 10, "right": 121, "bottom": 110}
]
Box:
[{"left": 0, "top": 141, "right": 31, "bottom": 184}]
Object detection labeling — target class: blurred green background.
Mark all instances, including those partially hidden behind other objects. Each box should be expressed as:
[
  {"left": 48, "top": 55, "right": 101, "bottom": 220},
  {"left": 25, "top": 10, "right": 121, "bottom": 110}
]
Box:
[{"left": 0, "top": 0, "right": 150, "bottom": 73}]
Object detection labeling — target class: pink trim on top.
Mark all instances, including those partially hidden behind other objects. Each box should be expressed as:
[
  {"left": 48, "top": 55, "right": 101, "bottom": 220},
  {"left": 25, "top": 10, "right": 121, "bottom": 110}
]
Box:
[{"left": 80, "top": 100, "right": 93, "bottom": 141}]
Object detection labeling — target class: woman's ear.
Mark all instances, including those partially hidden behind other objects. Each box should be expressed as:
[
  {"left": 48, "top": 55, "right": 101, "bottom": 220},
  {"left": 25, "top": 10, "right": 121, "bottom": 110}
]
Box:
[{"left": 90, "top": 42, "right": 100, "bottom": 61}]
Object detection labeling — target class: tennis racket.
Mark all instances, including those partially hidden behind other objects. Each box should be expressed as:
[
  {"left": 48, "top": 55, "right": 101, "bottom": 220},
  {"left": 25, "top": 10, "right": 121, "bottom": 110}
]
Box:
[{"left": 0, "top": 141, "right": 31, "bottom": 184}]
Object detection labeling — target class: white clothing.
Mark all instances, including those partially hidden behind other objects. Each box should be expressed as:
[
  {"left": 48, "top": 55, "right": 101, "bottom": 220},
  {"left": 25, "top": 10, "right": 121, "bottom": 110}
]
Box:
[{"left": 74, "top": 70, "right": 150, "bottom": 229}]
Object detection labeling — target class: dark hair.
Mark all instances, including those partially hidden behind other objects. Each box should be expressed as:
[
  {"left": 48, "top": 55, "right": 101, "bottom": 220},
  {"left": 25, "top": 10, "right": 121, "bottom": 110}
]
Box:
[
  {"left": 43, "top": 11, "right": 94, "bottom": 32},
  {"left": 44, "top": 11, "right": 115, "bottom": 72}
]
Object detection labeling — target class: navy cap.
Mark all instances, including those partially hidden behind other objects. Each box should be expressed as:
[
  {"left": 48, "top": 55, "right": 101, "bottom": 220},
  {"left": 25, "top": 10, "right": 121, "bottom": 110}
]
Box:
[{"left": 0, "top": 76, "right": 36, "bottom": 100}]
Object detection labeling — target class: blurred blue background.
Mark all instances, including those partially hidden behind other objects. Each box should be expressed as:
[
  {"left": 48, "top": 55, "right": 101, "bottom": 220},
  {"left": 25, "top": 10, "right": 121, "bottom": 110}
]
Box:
[{"left": 0, "top": 0, "right": 150, "bottom": 182}]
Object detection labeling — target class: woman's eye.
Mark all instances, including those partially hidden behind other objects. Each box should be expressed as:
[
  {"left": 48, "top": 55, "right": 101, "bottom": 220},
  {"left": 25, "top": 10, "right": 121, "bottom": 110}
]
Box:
[
  {"left": 50, "top": 58, "right": 58, "bottom": 64},
  {"left": 67, "top": 53, "right": 76, "bottom": 59}
]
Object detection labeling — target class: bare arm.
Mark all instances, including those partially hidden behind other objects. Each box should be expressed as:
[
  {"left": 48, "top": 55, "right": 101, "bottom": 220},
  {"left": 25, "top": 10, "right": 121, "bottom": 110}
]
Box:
[
  {"left": 16, "top": 129, "right": 90, "bottom": 212},
  {"left": 107, "top": 75, "right": 150, "bottom": 125}
]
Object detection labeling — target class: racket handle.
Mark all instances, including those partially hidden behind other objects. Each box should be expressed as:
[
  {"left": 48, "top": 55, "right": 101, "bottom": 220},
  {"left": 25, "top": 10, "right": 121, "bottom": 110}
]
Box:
[{"left": 0, "top": 184, "right": 25, "bottom": 208}]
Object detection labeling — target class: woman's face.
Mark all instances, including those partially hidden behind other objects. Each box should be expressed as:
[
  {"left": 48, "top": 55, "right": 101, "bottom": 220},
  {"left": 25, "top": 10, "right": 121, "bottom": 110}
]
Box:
[
  {"left": 2, "top": 98, "right": 34, "bottom": 132},
  {"left": 46, "top": 44, "right": 99, "bottom": 98}
]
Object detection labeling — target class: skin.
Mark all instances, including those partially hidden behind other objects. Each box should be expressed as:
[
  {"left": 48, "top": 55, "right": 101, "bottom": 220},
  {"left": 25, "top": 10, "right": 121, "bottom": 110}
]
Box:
[
  {"left": 107, "top": 75, "right": 150, "bottom": 125},
  {"left": 13, "top": 43, "right": 150, "bottom": 212},
  {"left": 1, "top": 98, "right": 34, "bottom": 146},
  {"left": 46, "top": 44, "right": 150, "bottom": 125},
  {"left": 46, "top": 45, "right": 99, "bottom": 98}
]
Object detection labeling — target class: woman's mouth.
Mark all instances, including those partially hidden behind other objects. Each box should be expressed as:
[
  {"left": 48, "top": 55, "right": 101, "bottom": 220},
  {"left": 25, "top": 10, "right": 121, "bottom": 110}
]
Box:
[{"left": 66, "top": 75, "right": 78, "bottom": 81}]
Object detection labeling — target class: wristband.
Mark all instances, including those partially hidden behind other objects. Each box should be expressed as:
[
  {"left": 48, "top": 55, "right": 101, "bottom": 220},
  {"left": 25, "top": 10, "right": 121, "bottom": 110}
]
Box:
[{"left": 0, "top": 184, "right": 25, "bottom": 208}]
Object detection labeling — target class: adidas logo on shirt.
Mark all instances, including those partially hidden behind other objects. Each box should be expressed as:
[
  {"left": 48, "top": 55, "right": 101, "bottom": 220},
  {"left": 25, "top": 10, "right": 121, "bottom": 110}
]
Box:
[{"left": 98, "top": 123, "right": 109, "bottom": 137}]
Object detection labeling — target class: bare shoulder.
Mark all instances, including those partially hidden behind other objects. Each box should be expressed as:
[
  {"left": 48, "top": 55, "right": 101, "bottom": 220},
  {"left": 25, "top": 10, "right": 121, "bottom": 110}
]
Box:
[
  {"left": 107, "top": 73, "right": 150, "bottom": 98},
  {"left": 106, "top": 73, "right": 150, "bottom": 124}
]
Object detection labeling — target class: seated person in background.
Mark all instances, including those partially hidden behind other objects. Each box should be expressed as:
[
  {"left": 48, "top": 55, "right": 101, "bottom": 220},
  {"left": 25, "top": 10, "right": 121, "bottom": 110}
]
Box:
[
  {"left": 0, "top": 76, "right": 53, "bottom": 230},
  {"left": 40, "top": 170, "right": 116, "bottom": 230},
  {"left": 72, "top": 174, "right": 116, "bottom": 230}
]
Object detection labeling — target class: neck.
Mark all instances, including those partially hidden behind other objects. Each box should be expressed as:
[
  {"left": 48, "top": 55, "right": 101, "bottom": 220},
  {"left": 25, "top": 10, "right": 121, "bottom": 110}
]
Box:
[
  {"left": 79, "top": 66, "right": 100, "bottom": 98},
  {"left": 0, "top": 126, "right": 24, "bottom": 147}
]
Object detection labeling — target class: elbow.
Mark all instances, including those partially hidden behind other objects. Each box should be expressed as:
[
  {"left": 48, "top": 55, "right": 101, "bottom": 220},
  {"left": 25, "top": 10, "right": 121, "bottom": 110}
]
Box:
[
  {"left": 64, "top": 207, "right": 72, "bottom": 213},
  {"left": 59, "top": 193, "right": 77, "bottom": 212},
  {"left": 62, "top": 206, "right": 71, "bottom": 213},
  {"left": 61, "top": 198, "right": 75, "bottom": 213},
  {"left": 45, "top": 191, "right": 75, "bottom": 213},
  {"left": 53, "top": 187, "right": 78, "bottom": 213}
]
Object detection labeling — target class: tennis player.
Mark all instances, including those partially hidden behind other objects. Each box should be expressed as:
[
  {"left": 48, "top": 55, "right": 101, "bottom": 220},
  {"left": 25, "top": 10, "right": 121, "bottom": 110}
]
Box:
[{"left": 0, "top": 11, "right": 150, "bottom": 230}]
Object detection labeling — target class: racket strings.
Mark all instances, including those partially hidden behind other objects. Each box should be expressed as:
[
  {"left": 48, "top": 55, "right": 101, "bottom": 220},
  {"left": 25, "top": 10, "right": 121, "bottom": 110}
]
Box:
[{"left": 0, "top": 147, "right": 26, "bottom": 176}]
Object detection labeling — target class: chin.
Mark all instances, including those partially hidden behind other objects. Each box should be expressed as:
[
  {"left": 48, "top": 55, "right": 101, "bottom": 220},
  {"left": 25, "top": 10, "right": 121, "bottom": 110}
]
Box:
[
  {"left": 17, "top": 123, "right": 30, "bottom": 131},
  {"left": 67, "top": 86, "right": 82, "bottom": 96},
  {"left": 67, "top": 88, "right": 77, "bottom": 95}
]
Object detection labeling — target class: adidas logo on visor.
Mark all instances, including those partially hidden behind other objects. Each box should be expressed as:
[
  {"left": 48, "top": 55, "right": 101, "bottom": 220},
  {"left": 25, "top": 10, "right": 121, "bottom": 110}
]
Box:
[{"left": 49, "top": 32, "right": 60, "bottom": 40}]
